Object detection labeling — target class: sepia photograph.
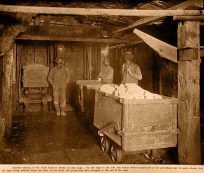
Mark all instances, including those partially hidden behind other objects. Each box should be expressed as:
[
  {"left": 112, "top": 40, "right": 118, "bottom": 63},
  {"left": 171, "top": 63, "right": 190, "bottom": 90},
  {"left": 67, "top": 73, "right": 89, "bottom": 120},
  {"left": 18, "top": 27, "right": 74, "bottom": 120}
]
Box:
[{"left": 0, "top": 0, "right": 203, "bottom": 172}]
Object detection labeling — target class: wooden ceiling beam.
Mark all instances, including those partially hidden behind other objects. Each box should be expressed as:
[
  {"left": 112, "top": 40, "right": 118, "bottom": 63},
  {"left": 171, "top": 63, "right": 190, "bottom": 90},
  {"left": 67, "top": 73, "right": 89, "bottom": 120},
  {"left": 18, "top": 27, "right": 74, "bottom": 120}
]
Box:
[
  {"left": 0, "top": 5, "right": 203, "bottom": 16},
  {"left": 24, "top": 25, "right": 102, "bottom": 38},
  {"left": 113, "top": 0, "right": 203, "bottom": 34},
  {"left": 109, "top": 41, "right": 143, "bottom": 49},
  {"left": 15, "top": 34, "right": 132, "bottom": 43},
  {"left": 201, "top": 49, "right": 204, "bottom": 57},
  {"left": 174, "top": 16, "right": 204, "bottom": 21},
  {"left": 201, "top": 46, "right": 204, "bottom": 57}
]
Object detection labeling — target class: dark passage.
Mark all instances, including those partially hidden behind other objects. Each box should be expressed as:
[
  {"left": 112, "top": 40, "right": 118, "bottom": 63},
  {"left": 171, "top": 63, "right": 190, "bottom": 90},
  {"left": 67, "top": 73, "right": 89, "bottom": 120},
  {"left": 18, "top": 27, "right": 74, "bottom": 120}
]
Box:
[{"left": 0, "top": 111, "right": 176, "bottom": 164}]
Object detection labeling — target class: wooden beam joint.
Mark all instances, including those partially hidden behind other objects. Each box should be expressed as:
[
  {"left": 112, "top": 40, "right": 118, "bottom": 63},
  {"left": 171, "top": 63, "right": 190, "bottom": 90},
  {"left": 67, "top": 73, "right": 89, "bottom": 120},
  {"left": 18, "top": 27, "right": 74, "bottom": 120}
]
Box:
[
  {"left": 178, "top": 47, "right": 200, "bottom": 60},
  {"left": 174, "top": 15, "right": 204, "bottom": 21}
]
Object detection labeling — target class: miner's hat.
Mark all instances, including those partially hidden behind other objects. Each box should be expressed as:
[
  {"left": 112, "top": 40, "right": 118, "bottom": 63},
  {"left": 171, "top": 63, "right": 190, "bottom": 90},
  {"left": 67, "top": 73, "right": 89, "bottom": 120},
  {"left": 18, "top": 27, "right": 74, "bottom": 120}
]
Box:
[{"left": 124, "top": 51, "right": 134, "bottom": 59}]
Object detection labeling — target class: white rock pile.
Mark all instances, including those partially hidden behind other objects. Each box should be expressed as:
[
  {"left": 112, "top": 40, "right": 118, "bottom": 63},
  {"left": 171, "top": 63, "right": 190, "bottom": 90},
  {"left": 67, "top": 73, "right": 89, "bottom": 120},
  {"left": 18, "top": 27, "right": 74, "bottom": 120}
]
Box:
[{"left": 99, "top": 83, "right": 162, "bottom": 99}]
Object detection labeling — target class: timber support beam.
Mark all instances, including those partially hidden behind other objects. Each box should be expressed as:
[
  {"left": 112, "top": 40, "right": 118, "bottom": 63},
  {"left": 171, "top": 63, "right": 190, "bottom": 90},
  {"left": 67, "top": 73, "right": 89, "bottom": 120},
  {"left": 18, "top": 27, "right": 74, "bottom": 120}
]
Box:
[
  {"left": 178, "top": 20, "right": 201, "bottom": 164},
  {"left": 0, "top": 5, "right": 203, "bottom": 16}
]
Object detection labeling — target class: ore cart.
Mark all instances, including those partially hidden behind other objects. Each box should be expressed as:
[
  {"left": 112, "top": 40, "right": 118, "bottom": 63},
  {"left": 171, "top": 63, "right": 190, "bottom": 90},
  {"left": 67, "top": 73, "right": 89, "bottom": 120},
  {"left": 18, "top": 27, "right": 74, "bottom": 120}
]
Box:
[
  {"left": 76, "top": 80, "right": 103, "bottom": 129},
  {"left": 93, "top": 90, "right": 178, "bottom": 163}
]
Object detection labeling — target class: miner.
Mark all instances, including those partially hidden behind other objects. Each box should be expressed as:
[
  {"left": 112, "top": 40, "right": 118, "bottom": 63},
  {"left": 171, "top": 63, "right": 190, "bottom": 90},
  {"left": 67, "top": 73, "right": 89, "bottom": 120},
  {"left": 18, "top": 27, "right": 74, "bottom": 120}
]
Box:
[
  {"left": 48, "top": 58, "right": 70, "bottom": 116},
  {"left": 121, "top": 51, "right": 142, "bottom": 84},
  {"left": 97, "top": 58, "right": 114, "bottom": 84}
]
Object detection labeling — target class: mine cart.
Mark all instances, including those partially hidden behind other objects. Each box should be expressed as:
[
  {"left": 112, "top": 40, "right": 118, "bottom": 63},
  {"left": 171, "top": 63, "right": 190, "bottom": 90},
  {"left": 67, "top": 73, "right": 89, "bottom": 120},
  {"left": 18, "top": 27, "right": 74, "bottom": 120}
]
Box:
[
  {"left": 19, "top": 64, "right": 52, "bottom": 112},
  {"left": 76, "top": 80, "right": 103, "bottom": 128},
  {"left": 93, "top": 90, "right": 178, "bottom": 163}
]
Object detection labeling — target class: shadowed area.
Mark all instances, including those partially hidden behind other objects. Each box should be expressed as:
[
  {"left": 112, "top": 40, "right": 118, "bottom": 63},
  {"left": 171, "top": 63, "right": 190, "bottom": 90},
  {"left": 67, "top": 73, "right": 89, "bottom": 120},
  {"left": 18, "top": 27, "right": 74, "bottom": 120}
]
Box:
[{"left": 0, "top": 111, "right": 176, "bottom": 164}]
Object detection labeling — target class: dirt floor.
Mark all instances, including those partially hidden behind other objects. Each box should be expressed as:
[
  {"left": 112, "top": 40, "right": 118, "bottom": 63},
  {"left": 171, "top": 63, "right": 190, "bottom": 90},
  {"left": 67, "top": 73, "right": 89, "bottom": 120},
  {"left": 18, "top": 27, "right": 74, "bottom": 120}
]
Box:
[{"left": 0, "top": 111, "right": 177, "bottom": 164}]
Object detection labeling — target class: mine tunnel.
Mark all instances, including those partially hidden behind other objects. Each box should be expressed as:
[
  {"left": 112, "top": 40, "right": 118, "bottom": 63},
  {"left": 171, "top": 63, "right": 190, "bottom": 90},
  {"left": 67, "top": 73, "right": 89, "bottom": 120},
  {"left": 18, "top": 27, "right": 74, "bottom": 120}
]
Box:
[{"left": 0, "top": 0, "right": 203, "bottom": 166}]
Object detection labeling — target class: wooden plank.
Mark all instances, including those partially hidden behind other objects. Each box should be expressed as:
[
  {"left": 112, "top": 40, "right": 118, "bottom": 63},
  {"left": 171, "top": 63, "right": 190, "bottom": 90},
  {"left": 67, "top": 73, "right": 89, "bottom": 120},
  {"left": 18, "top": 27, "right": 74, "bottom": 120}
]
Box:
[
  {"left": 15, "top": 34, "right": 131, "bottom": 43},
  {"left": 0, "top": 5, "right": 202, "bottom": 16},
  {"left": 16, "top": 44, "right": 21, "bottom": 112},
  {"left": 194, "top": 0, "right": 204, "bottom": 7},
  {"left": 200, "top": 22, "right": 204, "bottom": 26},
  {"left": 201, "top": 48, "right": 204, "bottom": 57},
  {"left": 109, "top": 41, "right": 143, "bottom": 49},
  {"left": 86, "top": 43, "right": 92, "bottom": 80},
  {"left": 174, "top": 16, "right": 204, "bottom": 21},
  {"left": 48, "top": 44, "right": 55, "bottom": 66},
  {"left": 133, "top": 28, "right": 177, "bottom": 63},
  {"left": 178, "top": 21, "right": 201, "bottom": 164},
  {"left": 12, "top": 43, "right": 17, "bottom": 113},
  {"left": 114, "top": 0, "right": 203, "bottom": 33},
  {"left": 179, "top": 48, "right": 200, "bottom": 60},
  {"left": 25, "top": 25, "right": 101, "bottom": 38}
]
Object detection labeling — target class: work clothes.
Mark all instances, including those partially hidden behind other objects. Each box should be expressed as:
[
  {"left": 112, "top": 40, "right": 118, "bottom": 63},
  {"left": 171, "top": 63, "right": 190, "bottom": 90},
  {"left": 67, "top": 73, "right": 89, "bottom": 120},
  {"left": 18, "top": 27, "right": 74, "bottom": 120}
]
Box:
[
  {"left": 48, "top": 66, "right": 70, "bottom": 115},
  {"left": 121, "top": 62, "right": 142, "bottom": 84},
  {"left": 98, "top": 66, "right": 114, "bottom": 84},
  {"left": 48, "top": 66, "right": 69, "bottom": 89}
]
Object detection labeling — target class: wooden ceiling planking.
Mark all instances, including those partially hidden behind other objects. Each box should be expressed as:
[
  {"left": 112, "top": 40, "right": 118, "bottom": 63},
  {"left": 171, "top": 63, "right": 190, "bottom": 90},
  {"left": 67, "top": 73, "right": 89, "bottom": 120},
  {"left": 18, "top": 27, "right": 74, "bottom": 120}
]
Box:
[{"left": 113, "top": 0, "right": 203, "bottom": 33}]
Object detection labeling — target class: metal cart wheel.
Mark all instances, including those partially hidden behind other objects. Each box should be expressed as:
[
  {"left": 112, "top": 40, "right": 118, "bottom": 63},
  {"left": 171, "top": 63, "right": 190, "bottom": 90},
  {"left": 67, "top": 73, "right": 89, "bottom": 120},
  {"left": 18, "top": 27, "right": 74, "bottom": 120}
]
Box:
[
  {"left": 100, "top": 136, "right": 110, "bottom": 153},
  {"left": 110, "top": 144, "right": 123, "bottom": 163}
]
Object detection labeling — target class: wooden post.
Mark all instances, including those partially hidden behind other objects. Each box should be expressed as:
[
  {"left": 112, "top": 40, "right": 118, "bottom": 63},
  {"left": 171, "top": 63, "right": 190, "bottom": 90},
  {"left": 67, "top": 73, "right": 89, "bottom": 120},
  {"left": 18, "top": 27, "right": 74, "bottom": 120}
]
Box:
[
  {"left": 12, "top": 43, "right": 17, "bottom": 113},
  {"left": 2, "top": 47, "right": 14, "bottom": 132},
  {"left": 87, "top": 43, "right": 92, "bottom": 80},
  {"left": 178, "top": 20, "right": 201, "bottom": 164}
]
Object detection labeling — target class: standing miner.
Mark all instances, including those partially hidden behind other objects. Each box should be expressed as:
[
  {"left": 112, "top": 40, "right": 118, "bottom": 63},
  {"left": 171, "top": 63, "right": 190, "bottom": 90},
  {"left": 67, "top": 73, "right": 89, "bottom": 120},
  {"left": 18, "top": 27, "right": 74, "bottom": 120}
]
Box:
[
  {"left": 48, "top": 58, "right": 70, "bottom": 116},
  {"left": 97, "top": 58, "right": 114, "bottom": 84},
  {"left": 121, "top": 51, "right": 142, "bottom": 84}
]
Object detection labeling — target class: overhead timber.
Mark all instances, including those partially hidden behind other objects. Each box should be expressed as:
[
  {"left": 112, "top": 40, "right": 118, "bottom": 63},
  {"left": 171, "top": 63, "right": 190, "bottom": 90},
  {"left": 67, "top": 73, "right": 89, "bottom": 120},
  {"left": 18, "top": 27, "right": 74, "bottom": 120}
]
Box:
[
  {"left": 15, "top": 34, "right": 133, "bottom": 43},
  {"left": 174, "top": 16, "right": 204, "bottom": 21},
  {"left": 109, "top": 41, "right": 143, "bottom": 49},
  {"left": 0, "top": 5, "right": 203, "bottom": 17}
]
